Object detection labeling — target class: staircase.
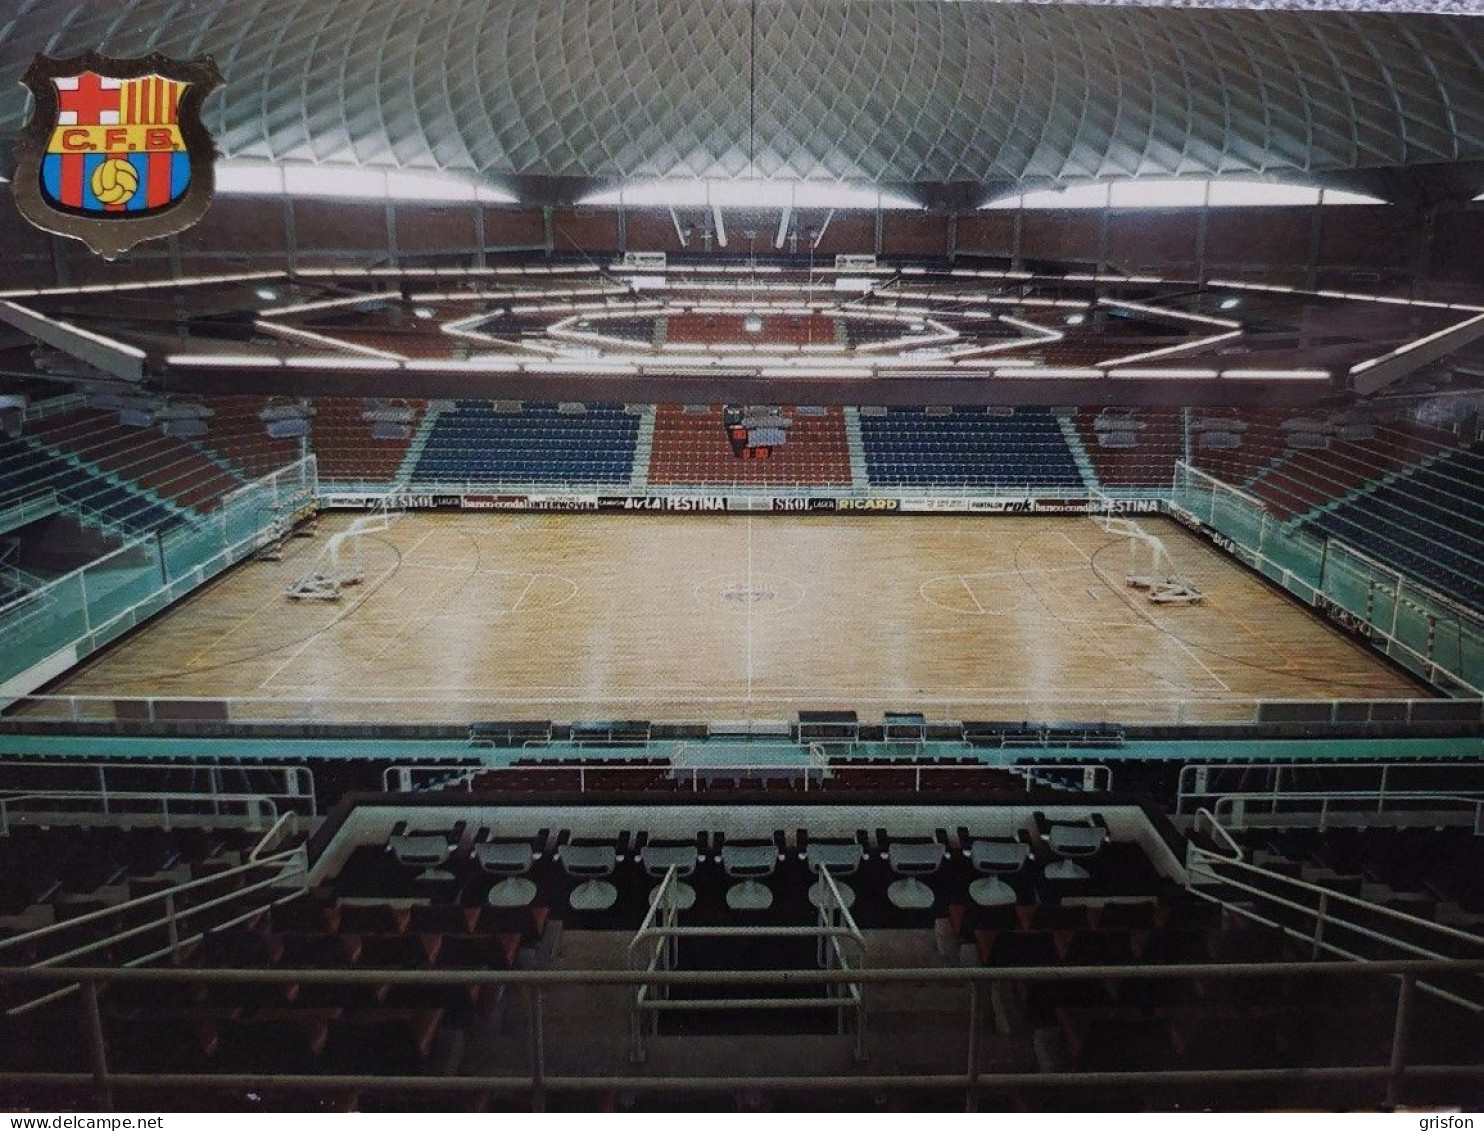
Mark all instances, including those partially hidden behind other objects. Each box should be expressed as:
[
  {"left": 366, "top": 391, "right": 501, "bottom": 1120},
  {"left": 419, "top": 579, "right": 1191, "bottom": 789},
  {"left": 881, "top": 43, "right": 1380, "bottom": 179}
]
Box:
[
  {"left": 630, "top": 405, "right": 657, "bottom": 489},
  {"left": 655, "top": 935, "right": 840, "bottom": 1038},
  {"left": 1305, "top": 441, "right": 1462, "bottom": 520},
  {"left": 20, "top": 437, "right": 184, "bottom": 538},
  {"left": 0, "top": 489, "right": 62, "bottom": 537},
  {"left": 843, "top": 407, "right": 871, "bottom": 489},
  {"left": 394, "top": 403, "right": 445, "bottom": 486},
  {"left": 1056, "top": 411, "right": 1100, "bottom": 490}
]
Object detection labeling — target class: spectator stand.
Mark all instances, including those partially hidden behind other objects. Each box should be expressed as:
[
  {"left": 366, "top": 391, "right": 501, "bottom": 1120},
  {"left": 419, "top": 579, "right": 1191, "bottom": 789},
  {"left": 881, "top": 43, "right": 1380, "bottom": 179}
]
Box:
[{"left": 667, "top": 741, "right": 829, "bottom": 790}]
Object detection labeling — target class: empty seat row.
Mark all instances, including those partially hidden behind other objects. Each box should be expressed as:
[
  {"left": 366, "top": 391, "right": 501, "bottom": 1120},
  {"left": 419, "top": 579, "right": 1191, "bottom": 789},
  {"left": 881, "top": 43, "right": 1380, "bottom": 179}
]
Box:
[{"left": 411, "top": 401, "right": 639, "bottom": 486}]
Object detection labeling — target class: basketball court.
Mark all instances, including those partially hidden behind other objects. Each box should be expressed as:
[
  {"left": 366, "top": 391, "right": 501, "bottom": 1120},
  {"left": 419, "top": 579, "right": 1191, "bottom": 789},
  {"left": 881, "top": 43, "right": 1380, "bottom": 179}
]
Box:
[{"left": 32, "top": 512, "right": 1423, "bottom": 723}]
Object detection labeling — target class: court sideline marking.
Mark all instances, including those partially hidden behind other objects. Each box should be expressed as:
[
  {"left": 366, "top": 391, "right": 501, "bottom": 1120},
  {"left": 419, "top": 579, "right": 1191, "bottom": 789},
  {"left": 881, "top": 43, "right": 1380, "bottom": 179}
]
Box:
[{"left": 746, "top": 515, "right": 754, "bottom": 701}]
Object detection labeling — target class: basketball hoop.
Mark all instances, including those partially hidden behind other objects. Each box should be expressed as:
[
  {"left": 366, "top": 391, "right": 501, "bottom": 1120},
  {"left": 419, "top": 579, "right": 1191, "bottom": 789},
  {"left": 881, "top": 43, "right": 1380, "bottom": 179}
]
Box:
[{"left": 1088, "top": 489, "right": 1204, "bottom": 606}]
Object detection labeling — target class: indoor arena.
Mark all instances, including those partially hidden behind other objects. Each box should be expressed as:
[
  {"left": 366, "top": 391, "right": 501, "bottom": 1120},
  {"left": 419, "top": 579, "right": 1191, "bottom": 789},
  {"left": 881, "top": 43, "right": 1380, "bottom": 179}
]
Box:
[{"left": 0, "top": 0, "right": 1481, "bottom": 1119}]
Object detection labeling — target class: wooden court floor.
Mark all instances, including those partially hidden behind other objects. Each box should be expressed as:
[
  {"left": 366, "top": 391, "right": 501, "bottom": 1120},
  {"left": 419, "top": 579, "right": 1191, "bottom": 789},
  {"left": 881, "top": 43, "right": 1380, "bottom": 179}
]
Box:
[{"left": 41, "top": 513, "right": 1423, "bottom": 723}]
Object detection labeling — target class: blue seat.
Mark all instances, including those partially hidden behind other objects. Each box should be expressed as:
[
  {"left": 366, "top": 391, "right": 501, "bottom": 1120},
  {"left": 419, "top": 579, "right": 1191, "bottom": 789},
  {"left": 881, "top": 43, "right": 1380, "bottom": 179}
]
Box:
[
  {"left": 860, "top": 408, "right": 1085, "bottom": 489},
  {"left": 410, "top": 402, "right": 639, "bottom": 487},
  {"left": 1305, "top": 447, "right": 1484, "bottom": 610}
]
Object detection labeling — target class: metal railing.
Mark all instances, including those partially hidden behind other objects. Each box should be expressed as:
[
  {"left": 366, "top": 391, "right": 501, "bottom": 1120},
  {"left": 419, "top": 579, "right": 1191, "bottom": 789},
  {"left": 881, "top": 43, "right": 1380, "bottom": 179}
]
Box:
[
  {"left": 11, "top": 691, "right": 1479, "bottom": 728},
  {"left": 1, "top": 958, "right": 1480, "bottom": 1112},
  {"left": 0, "top": 456, "right": 317, "bottom": 698},
  {"left": 381, "top": 760, "right": 1113, "bottom": 795},
  {"left": 0, "top": 841, "right": 308, "bottom": 1015},
  {"left": 0, "top": 790, "right": 286, "bottom": 836},
  {"left": 1186, "top": 848, "right": 1484, "bottom": 1012},
  {"left": 1172, "top": 460, "right": 1484, "bottom": 697},
  {"left": 627, "top": 865, "right": 867, "bottom": 1064},
  {"left": 1175, "top": 761, "right": 1484, "bottom": 826},
  {"left": 0, "top": 760, "right": 317, "bottom": 825}
]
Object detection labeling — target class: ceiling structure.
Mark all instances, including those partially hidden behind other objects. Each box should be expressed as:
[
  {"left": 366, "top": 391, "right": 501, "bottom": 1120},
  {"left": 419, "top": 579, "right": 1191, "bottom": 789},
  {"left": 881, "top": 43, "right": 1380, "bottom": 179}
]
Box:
[
  {"left": 1, "top": 1, "right": 1482, "bottom": 206},
  {"left": 4, "top": 257, "right": 1480, "bottom": 405}
]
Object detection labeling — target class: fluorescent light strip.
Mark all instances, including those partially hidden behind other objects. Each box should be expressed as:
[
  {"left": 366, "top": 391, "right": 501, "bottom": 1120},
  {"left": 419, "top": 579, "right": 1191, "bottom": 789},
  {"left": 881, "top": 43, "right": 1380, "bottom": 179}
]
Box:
[
  {"left": 1349, "top": 312, "right": 1484, "bottom": 374},
  {"left": 666, "top": 280, "right": 822, "bottom": 295},
  {"left": 290, "top": 265, "right": 596, "bottom": 280},
  {"left": 1097, "top": 297, "right": 1241, "bottom": 330},
  {"left": 1221, "top": 369, "right": 1331, "bottom": 380},
  {"left": 256, "top": 320, "right": 407, "bottom": 361},
  {"left": 936, "top": 317, "right": 1062, "bottom": 360},
  {"left": 545, "top": 315, "right": 656, "bottom": 352},
  {"left": 655, "top": 264, "right": 787, "bottom": 275},
  {"left": 1062, "top": 273, "right": 1170, "bottom": 286},
  {"left": 0, "top": 271, "right": 285, "bottom": 300},
  {"left": 854, "top": 330, "right": 959, "bottom": 353},
  {"left": 523, "top": 362, "right": 640, "bottom": 376},
  {"left": 999, "top": 314, "right": 1065, "bottom": 341},
  {"left": 440, "top": 314, "right": 527, "bottom": 352},
  {"left": 0, "top": 302, "right": 148, "bottom": 359},
  {"left": 167, "top": 354, "right": 284, "bottom": 367},
  {"left": 683, "top": 302, "right": 831, "bottom": 314},
  {"left": 504, "top": 301, "right": 644, "bottom": 315},
  {"left": 1098, "top": 330, "right": 1243, "bottom": 368},
  {"left": 581, "top": 180, "right": 920, "bottom": 211},
  {"left": 483, "top": 286, "right": 632, "bottom": 302},
  {"left": 217, "top": 162, "right": 517, "bottom": 204},
  {"left": 948, "top": 269, "right": 1036, "bottom": 281}
]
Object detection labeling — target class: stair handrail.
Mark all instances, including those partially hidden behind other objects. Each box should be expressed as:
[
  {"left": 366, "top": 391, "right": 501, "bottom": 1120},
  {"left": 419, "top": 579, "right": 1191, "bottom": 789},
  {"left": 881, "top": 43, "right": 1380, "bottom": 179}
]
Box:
[
  {"left": 1188, "top": 847, "right": 1484, "bottom": 1011},
  {"left": 1211, "top": 791, "right": 1484, "bottom": 832},
  {"left": 1188, "top": 847, "right": 1484, "bottom": 950},
  {"left": 1190, "top": 806, "right": 1243, "bottom": 861},
  {"left": 0, "top": 842, "right": 303, "bottom": 958}
]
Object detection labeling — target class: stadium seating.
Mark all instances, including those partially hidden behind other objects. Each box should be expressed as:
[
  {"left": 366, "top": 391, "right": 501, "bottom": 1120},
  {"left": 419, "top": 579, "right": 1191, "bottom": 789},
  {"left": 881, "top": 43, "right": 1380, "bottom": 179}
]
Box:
[
  {"left": 309, "top": 398, "right": 426, "bottom": 484},
  {"left": 1306, "top": 445, "right": 1484, "bottom": 609},
  {"left": 1186, "top": 409, "right": 1291, "bottom": 486},
  {"left": 198, "top": 396, "right": 303, "bottom": 479},
  {"left": 1244, "top": 426, "right": 1453, "bottom": 521},
  {"left": 29, "top": 409, "right": 246, "bottom": 513},
  {"left": 859, "top": 407, "right": 1084, "bottom": 488},
  {"left": 1071, "top": 409, "right": 1183, "bottom": 488},
  {"left": 410, "top": 401, "right": 639, "bottom": 486},
  {"left": 0, "top": 433, "right": 180, "bottom": 534},
  {"left": 648, "top": 405, "right": 853, "bottom": 487}
]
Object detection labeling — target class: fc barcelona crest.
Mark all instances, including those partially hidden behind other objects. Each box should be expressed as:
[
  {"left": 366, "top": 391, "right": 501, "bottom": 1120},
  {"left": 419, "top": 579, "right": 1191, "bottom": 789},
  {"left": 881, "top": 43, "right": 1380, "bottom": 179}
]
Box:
[{"left": 12, "top": 52, "right": 222, "bottom": 260}]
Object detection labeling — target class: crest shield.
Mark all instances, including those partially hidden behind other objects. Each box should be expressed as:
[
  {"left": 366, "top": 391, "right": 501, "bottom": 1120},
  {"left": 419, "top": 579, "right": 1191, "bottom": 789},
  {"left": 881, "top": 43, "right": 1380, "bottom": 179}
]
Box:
[{"left": 12, "top": 51, "right": 223, "bottom": 260}]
